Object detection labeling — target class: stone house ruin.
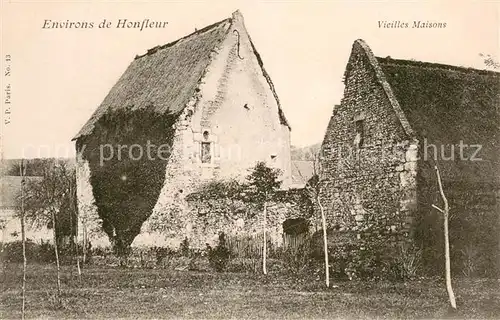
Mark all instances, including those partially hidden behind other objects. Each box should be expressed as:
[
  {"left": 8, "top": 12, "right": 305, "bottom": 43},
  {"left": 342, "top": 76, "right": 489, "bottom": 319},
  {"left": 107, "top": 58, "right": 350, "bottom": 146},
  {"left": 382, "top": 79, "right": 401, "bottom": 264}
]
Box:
[
  {"left": 73, "top": 11, "right": 297, "bottom": 249},
  {"left": 320, "top": 39, "right": 500, "bottom": 276}
]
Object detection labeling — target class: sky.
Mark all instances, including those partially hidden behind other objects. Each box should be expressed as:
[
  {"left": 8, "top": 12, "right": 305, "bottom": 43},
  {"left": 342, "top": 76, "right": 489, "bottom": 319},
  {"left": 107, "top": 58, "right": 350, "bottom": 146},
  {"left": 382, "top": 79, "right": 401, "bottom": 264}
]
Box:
[{"left": 1, "top": 0, "right": 498, "bottom": 159}]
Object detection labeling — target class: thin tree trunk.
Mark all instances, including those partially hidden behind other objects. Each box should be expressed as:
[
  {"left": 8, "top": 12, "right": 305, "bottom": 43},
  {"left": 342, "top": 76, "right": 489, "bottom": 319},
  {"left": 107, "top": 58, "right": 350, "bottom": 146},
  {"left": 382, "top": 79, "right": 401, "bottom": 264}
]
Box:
[
  {"left": 262, "top": 200, "right": 268, "bottom": 275},
  {"left": 443, "top": 206, "right": 456, "bottom": 309},
  {"left": 434, "top": 165, "right": 457, "bottom": 309},
  {"left": 82, "top": 221, "right": 87, "bottom": 264},
  {"left": 74, "top": 207, "right": 82, "bottom": 278},
  {"left": 317, "top": 195, "right": 330, "bottom": 287},
  {"left": 51, "top": 210, "right": 62, "bottom": 305},
  {"left": 76, "top": 243, "right": 82, "bottom": 278},
  {"left": 69, "top": 183, "right": 81, "bottom": 279},
  {"left": 68, "top": 187, "right": 74, "bottom": 279},
  {"left": 20, "top": 161, "right": 27, "bottom": 320}
]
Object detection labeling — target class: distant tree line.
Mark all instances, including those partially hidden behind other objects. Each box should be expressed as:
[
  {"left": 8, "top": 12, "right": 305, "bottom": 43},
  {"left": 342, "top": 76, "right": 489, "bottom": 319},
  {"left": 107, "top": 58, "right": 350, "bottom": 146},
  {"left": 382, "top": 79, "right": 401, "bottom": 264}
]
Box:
[
  {"left": 2, "top": 158, "right": 75, "bottom": 177},
  {"left": 290, "top": 143, "right": 321, "bottom": 161}
]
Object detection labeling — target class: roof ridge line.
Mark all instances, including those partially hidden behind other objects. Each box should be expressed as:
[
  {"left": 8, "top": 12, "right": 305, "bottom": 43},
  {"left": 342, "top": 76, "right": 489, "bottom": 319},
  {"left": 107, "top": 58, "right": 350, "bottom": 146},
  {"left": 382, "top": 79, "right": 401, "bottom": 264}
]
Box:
[
  {"left": 72, "top": 16, "right": 233, "bottom": 141},
  {"left": 376, "top": 56, "right": 500, "bottom": 76},
  {"left": 134, "top": 17, "right": 232, "bottom": 60},
  {"left": 353, "top": 39, "right": 416, "bottom": 140}
]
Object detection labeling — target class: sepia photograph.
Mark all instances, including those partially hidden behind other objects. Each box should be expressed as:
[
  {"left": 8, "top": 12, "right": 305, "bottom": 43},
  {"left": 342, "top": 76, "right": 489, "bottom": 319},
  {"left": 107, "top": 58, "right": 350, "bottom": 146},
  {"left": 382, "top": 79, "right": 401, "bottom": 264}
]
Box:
[{"left": 1, "top": 0, "right": 499, "bottom": 319}]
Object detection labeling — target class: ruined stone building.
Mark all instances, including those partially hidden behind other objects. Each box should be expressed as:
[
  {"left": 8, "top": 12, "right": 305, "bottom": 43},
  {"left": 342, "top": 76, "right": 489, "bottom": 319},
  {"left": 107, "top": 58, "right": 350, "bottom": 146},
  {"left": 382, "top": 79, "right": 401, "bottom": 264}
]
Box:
[
  {"left": 73, "top": 11, "right": 294, "bottom": 248},
  {"left": 320, "top": 39, "right": 500, "bottom": 275}
]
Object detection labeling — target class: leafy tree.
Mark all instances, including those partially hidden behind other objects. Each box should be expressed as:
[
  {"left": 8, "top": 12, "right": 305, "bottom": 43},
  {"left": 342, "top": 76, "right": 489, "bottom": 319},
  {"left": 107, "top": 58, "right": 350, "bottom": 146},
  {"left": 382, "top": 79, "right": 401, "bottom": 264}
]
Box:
[
  {"left": 246, "top": 161, "right": 282, "bottom": 274},
  {"left": 23, "top": 161, "right": 77, "bottom": 246},
  {"left": 479, "top": 53, "right": 500, "bottom": 70},
  {"left": 22, "top": 159, "right": 77, "bottom": 305}
]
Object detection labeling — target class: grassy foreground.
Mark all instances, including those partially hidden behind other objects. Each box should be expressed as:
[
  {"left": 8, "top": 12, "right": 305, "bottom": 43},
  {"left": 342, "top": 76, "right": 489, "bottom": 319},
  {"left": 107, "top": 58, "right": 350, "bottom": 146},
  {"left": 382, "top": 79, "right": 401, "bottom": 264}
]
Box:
[{"left": 1, "top": 263, "right": 499, "bottom": 319}]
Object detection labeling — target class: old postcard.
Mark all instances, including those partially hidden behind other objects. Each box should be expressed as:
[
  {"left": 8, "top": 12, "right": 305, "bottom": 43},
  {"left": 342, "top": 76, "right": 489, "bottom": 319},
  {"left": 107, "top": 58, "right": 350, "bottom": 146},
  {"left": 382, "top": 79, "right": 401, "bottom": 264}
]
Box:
[{"left": 1, "top": 0, "right": 499, "bottom": 319}]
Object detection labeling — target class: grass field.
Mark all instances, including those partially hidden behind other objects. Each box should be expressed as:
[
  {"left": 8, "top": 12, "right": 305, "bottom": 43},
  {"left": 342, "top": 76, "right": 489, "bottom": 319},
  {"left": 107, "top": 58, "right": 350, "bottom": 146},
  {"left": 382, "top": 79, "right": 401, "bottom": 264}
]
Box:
[{"left": 1, "top": 263, "right": 499, "bottom": 319}]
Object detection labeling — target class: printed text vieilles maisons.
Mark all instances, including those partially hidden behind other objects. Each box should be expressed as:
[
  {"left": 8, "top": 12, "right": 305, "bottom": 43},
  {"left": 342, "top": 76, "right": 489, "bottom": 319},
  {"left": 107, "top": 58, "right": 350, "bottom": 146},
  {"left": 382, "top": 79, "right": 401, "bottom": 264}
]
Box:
[{"left": 378, "top": 20, "right": 447, "bottom": 28}]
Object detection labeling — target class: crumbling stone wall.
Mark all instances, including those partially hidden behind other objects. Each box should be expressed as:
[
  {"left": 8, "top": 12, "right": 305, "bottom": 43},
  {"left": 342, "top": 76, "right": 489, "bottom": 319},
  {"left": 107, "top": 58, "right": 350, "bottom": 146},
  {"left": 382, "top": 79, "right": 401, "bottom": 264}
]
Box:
[
  {"left": 192, "top": 188, "right": 312, "bottom": 248},
  {"left": 184, "top": 196, "right": 309, "bottom": 249},
  {"left": 319, "top": 41, "right": 418, "bottom": 274},
  {"left": 137, "top": 187, "right": 312, "bottom": 249}
]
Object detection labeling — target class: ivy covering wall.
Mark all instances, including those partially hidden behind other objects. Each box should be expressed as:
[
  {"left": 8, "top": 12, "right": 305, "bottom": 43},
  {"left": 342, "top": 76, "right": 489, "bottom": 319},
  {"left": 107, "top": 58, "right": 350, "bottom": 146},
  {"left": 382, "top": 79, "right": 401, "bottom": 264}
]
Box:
[{"left": 77, "top": 107, "right": 178, "bottom": 255}]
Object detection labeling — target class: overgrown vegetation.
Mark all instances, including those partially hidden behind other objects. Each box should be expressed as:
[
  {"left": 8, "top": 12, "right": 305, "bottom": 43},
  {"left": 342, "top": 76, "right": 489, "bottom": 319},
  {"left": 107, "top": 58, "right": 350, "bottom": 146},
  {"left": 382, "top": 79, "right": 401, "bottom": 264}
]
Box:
[
  {"left": 78, "top": 107, "right": 178, "bottom": 256},
  {"left": 0, "top": 240, "right": 85, "bottom": 265},
  {"left": 1, "top": 240, "right": 55, "bottom": 263},
  {"left": 21, "top": 160, "right": 78, "bottom": 247},
  {"left": 20, "top": 160, "right": 79, "bottom": 306},
  {"left": 187, "top": 179, "right": 246, "bottom": 201},
  {"left": 280, "top": 238, "right": 313, "bottom": 274},
  {"left": 186, "top": 162, "right": 284, "bottom": 275},
  {"left": 246, "top": 162, "right": 282, "bottom": 275},
  {"left": 389, "top": 242, "right": 423, "bottom": 280},
  {"left": 207, "top": 232, "right": 231, "bottom": 272}
]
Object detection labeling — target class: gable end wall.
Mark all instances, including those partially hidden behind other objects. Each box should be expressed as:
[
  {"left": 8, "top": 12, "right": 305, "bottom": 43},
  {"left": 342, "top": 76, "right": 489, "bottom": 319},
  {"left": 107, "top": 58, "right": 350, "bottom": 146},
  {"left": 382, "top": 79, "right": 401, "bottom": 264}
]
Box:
[
  {"left": 137, "top": 15, "right": 293, "bottom": 247},
  {"left": 319, "top": 42, "right": 418, "bottom": 260}
]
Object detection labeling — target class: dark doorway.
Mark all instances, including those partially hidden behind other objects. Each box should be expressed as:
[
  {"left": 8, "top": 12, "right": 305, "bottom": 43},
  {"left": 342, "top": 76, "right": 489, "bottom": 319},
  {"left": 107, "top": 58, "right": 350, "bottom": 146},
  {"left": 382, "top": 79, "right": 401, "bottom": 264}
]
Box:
[{"left": 282, "top": 218, "right": 309, "bottom": 249}]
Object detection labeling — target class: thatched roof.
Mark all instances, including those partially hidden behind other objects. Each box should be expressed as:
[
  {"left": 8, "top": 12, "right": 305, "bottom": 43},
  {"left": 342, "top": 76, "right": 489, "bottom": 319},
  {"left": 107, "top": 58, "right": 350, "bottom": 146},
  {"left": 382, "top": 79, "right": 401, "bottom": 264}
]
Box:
[
  {"left": 74, "top": 18, "right": 231, "bottom": 139},
  {"left": 377, "top": 57, "right": 500, "bottom": 184},
  {"left": 74, "top": 11, "right": 289, "bottom": 140}
]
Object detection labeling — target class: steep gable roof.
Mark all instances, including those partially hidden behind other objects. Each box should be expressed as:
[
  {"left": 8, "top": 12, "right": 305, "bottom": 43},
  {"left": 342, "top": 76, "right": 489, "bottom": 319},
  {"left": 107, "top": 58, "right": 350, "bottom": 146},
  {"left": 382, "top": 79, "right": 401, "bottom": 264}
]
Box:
[
  {"left": 73, "top": 11, "right": 289, "bottom": 140},
  {"left": 74, "top": 18, "right": 231, "bottom": 139},
  {"left": 377, "top": 57, "right": 500, "bottom": 183},
  {"left": 346, "top": 40, "right": 416, "bottom": 139},
  {"left": 341, "top": 40, "right": 499, "bottom": 184}
]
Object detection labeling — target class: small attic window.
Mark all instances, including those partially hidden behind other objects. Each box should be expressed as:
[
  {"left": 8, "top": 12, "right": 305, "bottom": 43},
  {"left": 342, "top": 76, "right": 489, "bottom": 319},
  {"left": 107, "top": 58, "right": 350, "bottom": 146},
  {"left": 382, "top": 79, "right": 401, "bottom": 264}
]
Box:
[
  {"left": 203, "top": 130, "right": 210, "bottom": 141},
  {"left": 354, "top": 120, "right": 364, "bottom": 148}
]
